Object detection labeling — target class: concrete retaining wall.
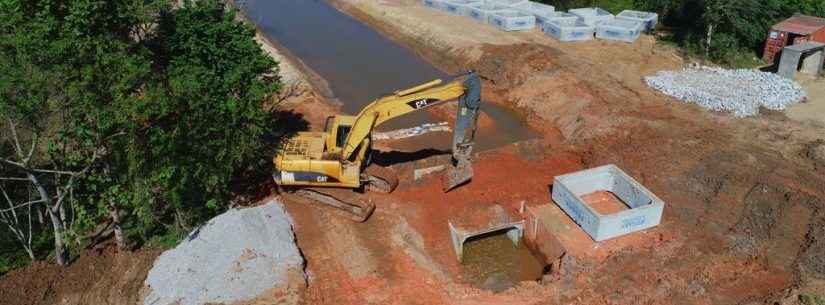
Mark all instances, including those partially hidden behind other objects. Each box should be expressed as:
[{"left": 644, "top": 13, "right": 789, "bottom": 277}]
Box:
[{"left": 551, "top": 164, "right": 664, "bottom": 241}]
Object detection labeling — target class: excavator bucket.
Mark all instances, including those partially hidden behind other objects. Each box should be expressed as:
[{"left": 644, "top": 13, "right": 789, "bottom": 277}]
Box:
[
  {"left": 443, "top": 156, "right": 473, "bottom": 192},
  {"left": 442, "top": 71, "right": 481, "bottom": 192}
]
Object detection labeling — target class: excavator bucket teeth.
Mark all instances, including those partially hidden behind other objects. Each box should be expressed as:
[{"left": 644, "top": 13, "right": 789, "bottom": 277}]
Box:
[{"left": 442, "top": 158, "right": 473, "bottom": 192}]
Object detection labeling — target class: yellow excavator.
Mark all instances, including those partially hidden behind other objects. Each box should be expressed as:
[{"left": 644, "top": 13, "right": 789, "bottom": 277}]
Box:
[{"left": 273, "top": 71, "right": 481, "bottom": 221}]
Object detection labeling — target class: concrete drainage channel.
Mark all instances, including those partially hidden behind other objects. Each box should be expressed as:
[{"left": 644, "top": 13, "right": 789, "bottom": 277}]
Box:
[{"left": 447, "top": 205, "right": 545, "bottom": 292}]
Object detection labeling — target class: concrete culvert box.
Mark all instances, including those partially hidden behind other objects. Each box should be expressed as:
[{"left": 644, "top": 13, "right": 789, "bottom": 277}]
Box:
[
  {"left": 468, "top": 3, "right": 513, "bottom": 23},
  {"left": 596, "top": 19, "right": 643, "bottom": 43},
  {"left": 538, "top": 11, "right": 578, "bottom": 27},
  {"left": 422, "top": 0, "right": 448, "bottom": 11},
  {"left": 543, "top": 18, "right": 595, "bottom": 42},
  {"left": 510, "top": 1, "right": 554, "bottom": 26},
  {"left": 486, "top": 0, "right": 528, "bottom": 7},
  {"left": 569, "top": 7, "right": 615, "bottom": 26},
  {"left": 616, "top": 10, "right": 658, "bottom": 32},
  {"left": 489, "top": 10, "right": 536, "bottom": 31},
  {"left": 443, "top": 0, "right": 482, "bottom": 16},
  {"left": 551, "top": 164, "right": 664, "bottom": 241}
]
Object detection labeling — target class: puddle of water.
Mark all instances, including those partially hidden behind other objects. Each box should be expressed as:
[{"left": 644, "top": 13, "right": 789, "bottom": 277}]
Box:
[
  {"left": 460, "top": 232, "right": 545, "bottom": 292},
  {"left": 239, "top": 0, "right": 539, "bottom": 151}
]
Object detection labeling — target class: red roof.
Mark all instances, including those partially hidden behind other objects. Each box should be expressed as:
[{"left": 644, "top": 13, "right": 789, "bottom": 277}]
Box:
[{"left": 772, "top": 14, "right": 825, "bottom": 35}]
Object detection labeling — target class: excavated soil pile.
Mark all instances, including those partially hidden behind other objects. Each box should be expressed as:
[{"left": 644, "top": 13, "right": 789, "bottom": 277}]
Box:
[{"left": 0, "top": 247, "right": 159, "bottom": 305}]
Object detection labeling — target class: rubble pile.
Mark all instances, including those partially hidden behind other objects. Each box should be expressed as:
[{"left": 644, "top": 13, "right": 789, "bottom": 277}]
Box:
[{"left": 645, "top": 66, "right": 806, "bottom": 117}]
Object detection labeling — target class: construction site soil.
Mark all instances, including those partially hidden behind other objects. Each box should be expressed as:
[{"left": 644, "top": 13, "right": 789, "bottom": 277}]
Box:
[{"left": 3, "top": 1, "right": 825, "bottom": 304}]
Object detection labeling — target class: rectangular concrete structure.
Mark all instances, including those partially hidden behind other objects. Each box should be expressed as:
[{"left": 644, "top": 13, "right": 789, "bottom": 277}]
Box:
[
  {"left": 778, "top": 42, "right": 825, "bottom": 79},
  {"left": 489, "top": 10, "right": 536, "bottom": 31},
  {"left": 537, "top": 11, "right": 578, "bottom": 28},
  {"left": 467, "top": 3, "right": 513, "bottom": 24},
  {"left": 616, "top": 10, "right": 658, "bottom": 32},
  {"left": 569, "top": 7, "right": 614, "bottom": 26},
  {"left": 510, "top": 1, "right": 554, "bottom": 26},
  {"left": 543, "top": 19, "right": 595, "bottom": 42},
  {"left": 596, "top": 19, "right": 643, "bottom": 43},
  {"left": 551, "top": 164, "right": 664, "bottom": 241},
  {"left": 422, "top": 0, "right": 448, "bottom": 11},
  {"left": 442, "top": 0, "right": 482, "bottom": 17},
  {"left": 447, "top": 204, "right": 524, "bottom": 262}
]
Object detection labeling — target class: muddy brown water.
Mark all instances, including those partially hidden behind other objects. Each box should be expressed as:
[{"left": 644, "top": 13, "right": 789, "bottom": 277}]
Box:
[
  {"left": 460, "top": 232, "right": 545, "bottom": 292},
  {"left": 239, "top": 0, "right": 539, "bottom": 152}
]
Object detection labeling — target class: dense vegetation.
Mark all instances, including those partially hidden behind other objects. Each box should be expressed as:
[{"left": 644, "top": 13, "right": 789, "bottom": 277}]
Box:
[
  {"left": 544, "top": 0, "right": 825, "bottom": 66},
  {"left": 0, "top": 0, "right": 281, "bottom": 272}
]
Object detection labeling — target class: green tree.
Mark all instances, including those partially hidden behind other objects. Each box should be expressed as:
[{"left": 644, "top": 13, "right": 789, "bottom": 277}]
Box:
[{"left": 0, "top": 0, "right": 280, "bottom": 266}]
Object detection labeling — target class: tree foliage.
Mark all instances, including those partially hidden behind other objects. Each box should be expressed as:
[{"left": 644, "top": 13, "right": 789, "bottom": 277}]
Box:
[{"left": 0, "top": 0, "right": 280, "bottom": 266}]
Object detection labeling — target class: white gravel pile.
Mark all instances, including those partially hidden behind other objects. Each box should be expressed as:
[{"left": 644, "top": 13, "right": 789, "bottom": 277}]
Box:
[
  {"left": 645, "top": 66, "right": 807, "bottom": 117},
  {"left": 143, "top": 200, "right": 305, "bottom": 305}
]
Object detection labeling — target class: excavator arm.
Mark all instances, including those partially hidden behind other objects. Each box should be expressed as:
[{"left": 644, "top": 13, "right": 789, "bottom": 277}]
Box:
[{"left": 340, "top": 71, "right": 482, "bottom": 191}]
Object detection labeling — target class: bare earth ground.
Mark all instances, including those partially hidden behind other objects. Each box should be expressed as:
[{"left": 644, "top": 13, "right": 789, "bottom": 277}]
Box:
[
  {"left": 3, "top": 1, "right": 825, "bottom": 305},
  {"left": 787, "top": 75, "right": 825, "bottom": 127}
]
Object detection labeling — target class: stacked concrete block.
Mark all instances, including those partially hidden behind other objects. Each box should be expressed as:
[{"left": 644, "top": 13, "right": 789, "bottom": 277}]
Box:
[
  {"left": 443, "top": 0, "right": 483, "bottom": 16},
  {"left": 467, "top": 3, "right": 513, "bottom": 23},
  {"left": 538, "top": 11, "right": 578, "bottom": 27},
  {"left": 486, "top": 0, "right": 528, "bottom": 7},
  {"left": 510, "top": 1, "right": 555, "bottom": 27},
  {"left": 596, "top": 19, "right": 643, "bottom": 43},
  {"left": 569, "top": 7, "right": 614, "bottom": 26},
  {"left": 543, "top": 18, "right": 595, "bottom": 42},
  {"left": 422, "top": 0, "right": 448, "bottom": 11},
  {"left": 551, "top": 164, "right": 664, "bottom": 241},
  {"left": 616, "top": 10, "right": 658, "bottom": 32},
  {"left": 489, "top": 10, "right": 536, "bottom": 31}
]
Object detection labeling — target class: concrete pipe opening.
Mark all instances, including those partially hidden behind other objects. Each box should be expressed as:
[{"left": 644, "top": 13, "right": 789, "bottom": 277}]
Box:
[{"left": 449, "top": 222, "right": 545, "bottom": 292}]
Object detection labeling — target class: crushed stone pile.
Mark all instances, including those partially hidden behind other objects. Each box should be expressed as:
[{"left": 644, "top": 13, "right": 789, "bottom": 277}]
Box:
[
  {"left": 645, "top": 66, "right": 806, "bottom": 117},
  {"left": 142, "top": 200, "right": 305, "bottom": 305}
]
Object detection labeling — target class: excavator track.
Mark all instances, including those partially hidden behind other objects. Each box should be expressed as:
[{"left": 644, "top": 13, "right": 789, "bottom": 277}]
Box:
[
  {"left": 364, "top": 164, "right": 399, "bottom": 194},
  {"left": 279, "top": 186, "right": 376, "bottom": 222}
]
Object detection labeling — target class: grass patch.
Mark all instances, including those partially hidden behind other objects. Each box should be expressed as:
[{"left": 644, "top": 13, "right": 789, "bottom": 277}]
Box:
[{"left": 801, "top": 294, "right": 825, "bottom": 305}]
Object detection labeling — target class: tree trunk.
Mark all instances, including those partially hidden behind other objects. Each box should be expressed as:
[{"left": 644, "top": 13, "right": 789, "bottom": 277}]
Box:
[
  {"left": 47, "top": 208, "right": 69, "bottom": 265},
  {"left": 23, "top": 245, "right": 35, "bottom": 260},
  {"left": 109, "top": 201, "right": 126, "bottom": 250},
  {"left": 27, "top": 172, "right": 69, "bottom": 266},
  {"left": 705, "top": 23, "right": 714, "bottom": 59}
]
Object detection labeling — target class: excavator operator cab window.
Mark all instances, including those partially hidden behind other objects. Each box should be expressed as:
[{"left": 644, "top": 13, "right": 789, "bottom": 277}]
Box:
[{"left": 336, "top": 125, "right": 351, "bottom": 149}]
